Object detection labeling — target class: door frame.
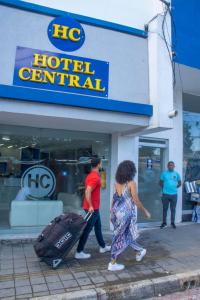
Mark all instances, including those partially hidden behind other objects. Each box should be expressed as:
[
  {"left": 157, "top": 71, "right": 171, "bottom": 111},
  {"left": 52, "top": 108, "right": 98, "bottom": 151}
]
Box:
[{"left": 138, "top": 137, "right": 168, "bottom": 227}]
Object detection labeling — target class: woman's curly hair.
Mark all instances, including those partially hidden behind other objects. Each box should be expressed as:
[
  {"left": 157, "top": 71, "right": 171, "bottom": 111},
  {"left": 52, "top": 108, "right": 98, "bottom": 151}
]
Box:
[{"left": 115, "top": 160, "right": 137, "bottom": 184}]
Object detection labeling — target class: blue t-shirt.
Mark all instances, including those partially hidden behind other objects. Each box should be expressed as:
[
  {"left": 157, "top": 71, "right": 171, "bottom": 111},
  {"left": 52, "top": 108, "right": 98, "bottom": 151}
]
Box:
[{"left": 160, "top": 171, "right": 181, "bottom": 195}]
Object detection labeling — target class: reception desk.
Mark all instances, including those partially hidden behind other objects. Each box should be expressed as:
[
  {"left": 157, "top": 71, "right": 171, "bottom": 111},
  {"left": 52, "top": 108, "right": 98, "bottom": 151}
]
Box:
[{"left": 10, "top": 200, "right": 63, "bottom": 227}]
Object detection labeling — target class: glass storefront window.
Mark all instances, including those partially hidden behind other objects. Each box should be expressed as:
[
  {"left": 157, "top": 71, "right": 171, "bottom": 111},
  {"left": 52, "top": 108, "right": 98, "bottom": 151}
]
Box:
[
  {"left": 183, "top": 111, "right": 200, "bottom": 210},
  {"left": 138, "top": 143, "right": 166, "bottom": 223},
  {"left": 0, "top": 125, "right": 110, "bottom": 230}
]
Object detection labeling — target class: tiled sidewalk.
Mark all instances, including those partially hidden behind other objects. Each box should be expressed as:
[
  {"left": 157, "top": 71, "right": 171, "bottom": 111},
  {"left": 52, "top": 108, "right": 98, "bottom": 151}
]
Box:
[{"left": 0, "top": 224, "right": 200, "bottom": 299}]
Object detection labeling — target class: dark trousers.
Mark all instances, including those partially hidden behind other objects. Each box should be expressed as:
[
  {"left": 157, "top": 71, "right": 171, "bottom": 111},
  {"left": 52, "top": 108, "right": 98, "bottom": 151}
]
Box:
[
  {"left": 77, "top": 210, "right": 105, "bottom": 252},
  {"left": 162, "top": 194, "right": 177, "bottom": 224}
]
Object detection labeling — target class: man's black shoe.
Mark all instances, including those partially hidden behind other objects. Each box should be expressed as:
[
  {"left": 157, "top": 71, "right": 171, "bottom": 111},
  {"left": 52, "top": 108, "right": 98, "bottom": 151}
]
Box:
[
  {"left": 160, "top": 223, "right": 167, "bottom": 229},
  {"left": 171, "top": 223, "right": 176, "bottom": 229}
]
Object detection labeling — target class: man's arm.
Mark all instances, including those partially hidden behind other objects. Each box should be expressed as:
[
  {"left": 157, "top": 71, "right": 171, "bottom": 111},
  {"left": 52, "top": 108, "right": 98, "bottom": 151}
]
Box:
[
  {"left": 177, "top": 173, "right": 182, "bottom": 188},
  {"left": 85, "top": 186, "right": 94, "bottom": 212},
  {"left": 159, "top": 180, "right": 164, "bottom": 187},
  {"left": 159, "top": 172, "right": 164, "bottom": 188},
  {"left": 177, "top": 180, "right": 182, "bottom": 188}
]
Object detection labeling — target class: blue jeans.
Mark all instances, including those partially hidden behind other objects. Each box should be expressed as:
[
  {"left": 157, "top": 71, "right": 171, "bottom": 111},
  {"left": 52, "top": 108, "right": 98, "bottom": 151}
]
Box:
[{"left": 77, "top": 210, "right": 105, "bottom": 252}]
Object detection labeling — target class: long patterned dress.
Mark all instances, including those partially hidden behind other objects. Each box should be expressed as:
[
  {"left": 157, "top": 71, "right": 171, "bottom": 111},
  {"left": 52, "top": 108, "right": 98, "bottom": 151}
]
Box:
[{"left": 110, "top": 183, "right": 143, "bottom": 260}]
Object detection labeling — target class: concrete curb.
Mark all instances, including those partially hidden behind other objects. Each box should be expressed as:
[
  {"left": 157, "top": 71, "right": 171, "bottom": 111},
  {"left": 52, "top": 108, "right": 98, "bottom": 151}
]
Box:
[
  {"left": 30, "top": 289, "right": 97, "bottom": 300},
  {"left": 30, "top": 269, "right": 200, "bottom": 300}
]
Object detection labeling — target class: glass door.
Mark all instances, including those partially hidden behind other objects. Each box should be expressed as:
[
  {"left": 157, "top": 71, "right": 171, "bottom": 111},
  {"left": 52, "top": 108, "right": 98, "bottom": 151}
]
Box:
[{"left": 138, "top": 139, "right": 167, "bottom": 224}]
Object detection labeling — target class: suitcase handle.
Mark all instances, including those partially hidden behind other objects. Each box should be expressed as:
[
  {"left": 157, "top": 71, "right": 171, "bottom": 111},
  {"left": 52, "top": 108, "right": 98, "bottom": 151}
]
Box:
[
  {"left": 84, "top": 212, "right": 93, "bottom": 222},
  {"left": 38, "top": 234, "right": 44, "bottom": 242},
  {"left": 54, "top": 216, "right": 61, "bottom": 223}
]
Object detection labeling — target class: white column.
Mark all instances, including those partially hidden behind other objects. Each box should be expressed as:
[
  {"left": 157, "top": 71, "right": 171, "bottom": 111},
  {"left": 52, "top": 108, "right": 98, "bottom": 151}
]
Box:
[
  {"left": 109, "top": 133, "right": 139, "bottom": 229},
  {"left": 110, "top": 133, "right": 139, "bottom": 202},
  {"left": 148, "top": 0, "right": 174, "bottom": 130},
  {"left": 169, "top": 88, "right": 183, "bottom": 223}
]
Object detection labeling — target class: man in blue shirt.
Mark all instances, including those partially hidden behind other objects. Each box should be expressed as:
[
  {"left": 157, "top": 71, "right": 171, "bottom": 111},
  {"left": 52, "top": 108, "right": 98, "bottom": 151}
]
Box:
[{"left": 159, "top": 161, "right": 181, "bottom": 229}]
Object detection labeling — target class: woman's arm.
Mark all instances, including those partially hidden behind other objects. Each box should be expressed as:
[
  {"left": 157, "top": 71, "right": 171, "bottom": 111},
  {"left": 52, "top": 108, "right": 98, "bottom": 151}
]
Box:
[
  {"left": 110, "top": 184, "right": 117, "bottom": 208},
  {"left": 129, "top": 181, "right": 151, "bottom": 218}
]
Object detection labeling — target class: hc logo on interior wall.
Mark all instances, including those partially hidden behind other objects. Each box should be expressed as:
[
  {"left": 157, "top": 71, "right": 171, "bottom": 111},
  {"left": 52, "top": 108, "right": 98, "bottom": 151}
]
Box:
[
  {"left": 21, "top": 165, "right": 56, "bottom": 199},
  {"left": 48, "top": 15, "right": 85, "bottom": 52}
]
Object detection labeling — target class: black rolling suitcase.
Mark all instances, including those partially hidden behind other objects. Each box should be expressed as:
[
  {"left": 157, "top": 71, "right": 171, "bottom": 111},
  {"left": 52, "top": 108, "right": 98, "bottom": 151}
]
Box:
[{"left": 33, "top": 212, "right": 92, "bottom": 269}]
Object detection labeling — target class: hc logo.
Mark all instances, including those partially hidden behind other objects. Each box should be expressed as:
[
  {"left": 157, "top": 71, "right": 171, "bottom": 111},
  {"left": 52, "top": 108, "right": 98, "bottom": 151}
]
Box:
[
  {"left": 52, "top": 24, "right": 81, "bottom": 42},
  {"left": 48, "top": 16, "right": 85, "bottom": 52},
  {"left": 21, "top": 165, "right": 56, "bottom": 199}
]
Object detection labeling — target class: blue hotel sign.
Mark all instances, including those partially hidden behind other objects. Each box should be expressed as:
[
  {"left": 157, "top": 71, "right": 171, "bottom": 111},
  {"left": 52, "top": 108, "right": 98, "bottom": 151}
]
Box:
[
  {"left": 13, "top": 46, "right": 109, "bottom": 98},
  {"left": 13, "top": 16, "right": 109, "bottom": 98}
]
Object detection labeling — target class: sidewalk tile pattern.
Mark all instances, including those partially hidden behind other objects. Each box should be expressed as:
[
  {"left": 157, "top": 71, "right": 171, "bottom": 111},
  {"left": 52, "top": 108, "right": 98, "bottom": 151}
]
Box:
[{"left": 0, "top": 224, "right": 200, "bottom": 299}]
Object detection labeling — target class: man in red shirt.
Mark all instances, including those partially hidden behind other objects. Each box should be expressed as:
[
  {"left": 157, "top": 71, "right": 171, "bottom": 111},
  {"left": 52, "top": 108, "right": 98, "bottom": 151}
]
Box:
[{"left": 75, "top": 157, "right": 110, "bottom": 259}]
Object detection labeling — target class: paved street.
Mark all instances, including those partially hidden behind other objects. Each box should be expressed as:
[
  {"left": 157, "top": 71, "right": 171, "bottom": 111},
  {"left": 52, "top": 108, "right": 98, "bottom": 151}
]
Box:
[{"left": 0, "top": 224, "right": 200, "bottom": 299}]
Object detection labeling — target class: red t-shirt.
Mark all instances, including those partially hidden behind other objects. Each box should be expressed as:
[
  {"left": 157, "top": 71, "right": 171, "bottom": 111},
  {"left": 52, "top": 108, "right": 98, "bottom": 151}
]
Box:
[{"left": 83, "top": 171, "right": 101, "bottom": 210}]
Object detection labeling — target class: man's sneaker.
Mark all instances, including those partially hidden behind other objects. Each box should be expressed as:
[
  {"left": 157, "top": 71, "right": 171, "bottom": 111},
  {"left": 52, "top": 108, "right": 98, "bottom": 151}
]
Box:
[
  {"left": 108, "top": 262, "right": 124, "bottom": 271},
  {"left": 171, "top": 223, "right": 176, "bottom": 229},
  {"left": 160, "top": 223, "right": 167, "bottom": 229},
  {"left": 136, "top": 249, "right": 147, "bottom": 262},
  {"left": 100, "top": 245, "right": 111, "bottom": 253},
  {"left": 75, "top": 251, "right": 91, "bottom": 259}
]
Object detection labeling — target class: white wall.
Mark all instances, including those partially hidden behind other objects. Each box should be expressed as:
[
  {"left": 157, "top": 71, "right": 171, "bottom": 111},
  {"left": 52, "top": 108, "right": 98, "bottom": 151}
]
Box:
[
  {"left": 0, "top": 5, "right": 150, "bottom": 106},
  {"left": 22, "top": 0, "right": 155, "bottom": 30}
]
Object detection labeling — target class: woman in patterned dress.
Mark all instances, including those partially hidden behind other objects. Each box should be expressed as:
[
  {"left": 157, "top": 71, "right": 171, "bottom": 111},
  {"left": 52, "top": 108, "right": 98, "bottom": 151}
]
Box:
[{"left": 108, "top": 160, "right": 151, "bottom": 271}]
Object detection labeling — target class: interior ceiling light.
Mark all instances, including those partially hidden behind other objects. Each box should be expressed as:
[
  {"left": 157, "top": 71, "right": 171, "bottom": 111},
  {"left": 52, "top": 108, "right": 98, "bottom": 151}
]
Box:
[
  {"left": 0, "top": 144, "right": 4, "bottom": 146},
  {"left": 7, "top": 145, "right": 13, "bottom": 148},
  {"left": 2, "top": 136, "right": 10, "bottom": 141}
]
